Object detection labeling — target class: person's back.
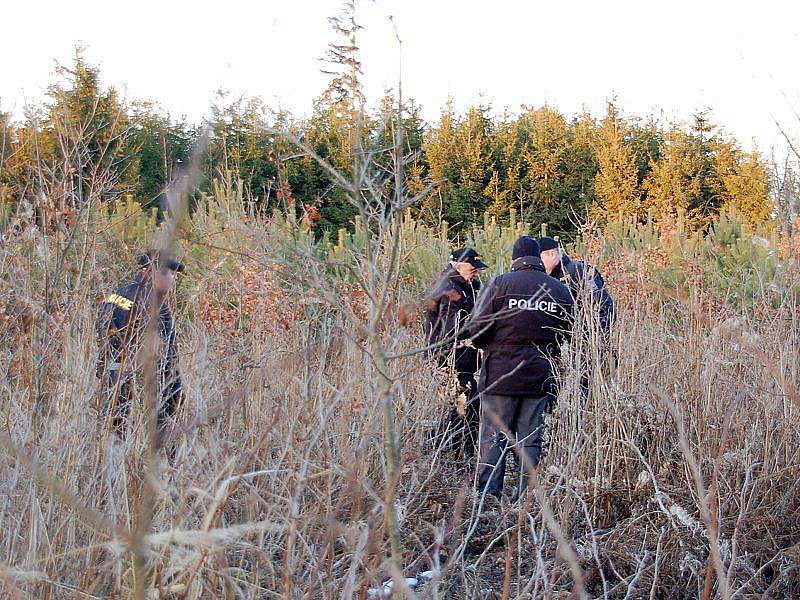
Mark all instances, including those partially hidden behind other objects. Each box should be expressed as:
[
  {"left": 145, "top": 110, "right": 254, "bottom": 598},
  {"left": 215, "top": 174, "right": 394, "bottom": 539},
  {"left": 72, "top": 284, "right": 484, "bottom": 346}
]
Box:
[
  {"left": 470, "top": 237, "right": 573, "bottom": 500},
  {"left": 560, "top": 255, "right": 614, "bottom": 334},
  {"left": 471, "top": 256, "right": 573, "bottom": 396},
  {"left": 539, "top": 237, "right": 614, "bottom": 335}
]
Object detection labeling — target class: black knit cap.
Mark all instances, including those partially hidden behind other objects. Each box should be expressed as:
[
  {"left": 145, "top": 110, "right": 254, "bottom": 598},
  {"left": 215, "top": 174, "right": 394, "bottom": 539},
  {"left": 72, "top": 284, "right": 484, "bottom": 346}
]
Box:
[
  {"left": 511, "top": 236, "right": 540, "bottom": 260},
  {"left": 538, "top": 236, "right": 560, "bottom": 252}
]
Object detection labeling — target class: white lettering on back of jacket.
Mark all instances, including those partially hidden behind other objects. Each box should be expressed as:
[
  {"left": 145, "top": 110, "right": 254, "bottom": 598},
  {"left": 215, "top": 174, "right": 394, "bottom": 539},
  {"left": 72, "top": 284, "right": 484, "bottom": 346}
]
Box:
[{"left": 507, "top": 297, "right": 561, "bottom": 314}]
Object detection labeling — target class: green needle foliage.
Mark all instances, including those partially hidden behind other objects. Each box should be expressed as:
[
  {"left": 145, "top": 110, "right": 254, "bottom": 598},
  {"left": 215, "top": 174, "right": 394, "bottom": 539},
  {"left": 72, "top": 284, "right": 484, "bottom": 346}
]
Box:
[{"left": 0, "top": 53, "right": 781, "bottom": 240}]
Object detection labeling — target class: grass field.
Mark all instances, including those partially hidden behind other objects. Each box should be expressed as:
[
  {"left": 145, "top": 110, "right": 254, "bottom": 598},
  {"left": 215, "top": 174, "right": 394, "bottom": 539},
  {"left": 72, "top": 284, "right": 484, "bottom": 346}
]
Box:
[{"left": 2, "top": 184, "right": 800, "bottom": 599}]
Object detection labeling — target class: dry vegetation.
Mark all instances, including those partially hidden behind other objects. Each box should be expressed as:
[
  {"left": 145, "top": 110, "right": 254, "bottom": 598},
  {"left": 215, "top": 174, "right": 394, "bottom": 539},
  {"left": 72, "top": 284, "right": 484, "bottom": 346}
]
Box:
[{"left": 2, "top": 128, "right": 800, "bottom": 600}]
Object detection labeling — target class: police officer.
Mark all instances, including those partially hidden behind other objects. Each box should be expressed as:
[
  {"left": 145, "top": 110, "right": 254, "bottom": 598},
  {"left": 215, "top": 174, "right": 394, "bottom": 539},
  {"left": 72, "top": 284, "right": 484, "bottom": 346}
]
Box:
[
  {"left": 96, "top": 250, "right": 184, "bottom": 440},
  {"left": 425, "top": 247, "right": 488, "bottom": 456},
  {"left": 538, "top": 236, "right": 614, "bottom": 335},
  {"left": 470, "top": 236, "right": 573, "bottom": 500}
]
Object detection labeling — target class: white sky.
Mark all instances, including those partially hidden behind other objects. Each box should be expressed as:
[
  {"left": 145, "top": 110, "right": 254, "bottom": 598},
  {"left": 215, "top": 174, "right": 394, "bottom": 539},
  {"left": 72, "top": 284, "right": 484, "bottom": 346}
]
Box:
[{"left": 3, "top": 0, "right": 800, "bottom": 157}]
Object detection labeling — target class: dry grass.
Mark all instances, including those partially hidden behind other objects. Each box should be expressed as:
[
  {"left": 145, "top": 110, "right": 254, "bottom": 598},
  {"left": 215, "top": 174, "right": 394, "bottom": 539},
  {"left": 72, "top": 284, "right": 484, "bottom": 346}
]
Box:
[{"left": 2, "top": 208, "right": 800, "bottom": 600}]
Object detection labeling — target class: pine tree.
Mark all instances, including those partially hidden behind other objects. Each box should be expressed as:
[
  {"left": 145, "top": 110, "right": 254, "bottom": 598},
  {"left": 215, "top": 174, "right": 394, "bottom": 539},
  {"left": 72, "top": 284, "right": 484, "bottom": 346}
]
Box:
[
  {"left": 207, "top": 95, "right": 279, "bottom": 208},
  {"left": 560, "top": 109, "right": 599, "bottom": 225},
  {"left": 132, "top": 104, "right": 193, "bottom": 210},
  {"left": 301, "top": 0, "right": 365, "bottom": 230},
  {"left": 373, "top": 92, "right": 428, "bottom": 202},
  {"left": 689, "top": 111, "right": 721, "bottom": 225},
  {"left": 424, "top": 101, "right": 495, "bottom": 229},
  {"left": 593, "top": 101, "right": 642, "bottom": 222},
  {"left": 422, "top": 99, "right": 458, "bottom": 222},
  {"left": 484, "top": 168, "right": 510, "bottom": 218},
  {"left": 488, "top": 110, "right": 522, "bottom": 219},
  {"left": 0, "top": 110, "right": 16, "bottom": 203},
  {"left": 517, "top": 105, "right": 569, "bottom": 228},
  {"left": 643, "top": 127, "right": 700, "bottom": 220},
  {"left": 455, "top": 104, "right": 496, "bottom": 223},
  {"left": 628, "top": 117, "right": 662, "bottom": 185},
  {"left": 45, "top": 47, "right": 137, "bottom": 206},
  {"left": 712, "top": 141, "right": 772, "bottom": 225},
  {"left": 770, "top": 156, "right": 800, "bottom": 231}
]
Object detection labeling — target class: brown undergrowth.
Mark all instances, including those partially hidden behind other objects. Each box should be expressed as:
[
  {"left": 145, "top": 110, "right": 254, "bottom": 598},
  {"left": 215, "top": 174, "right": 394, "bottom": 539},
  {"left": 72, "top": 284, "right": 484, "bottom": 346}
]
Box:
[{"left": 1, "top": 201, "right": 800, "bottom": 598}]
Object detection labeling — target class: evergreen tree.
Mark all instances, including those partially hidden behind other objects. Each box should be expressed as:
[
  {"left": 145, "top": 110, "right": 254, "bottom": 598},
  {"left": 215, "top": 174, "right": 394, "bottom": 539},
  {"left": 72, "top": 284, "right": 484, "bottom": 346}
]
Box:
[
  {"left": 0, "top": 110, "right": 15, "bottom": 203},
  {"left": 1, "top": 44, "right": 779, "bottom": 233},
  {"left": 207, "top": 95, "right": 279, "bottom": 207},
  {"left": 372, "top": 92, "right": 428, "bottom": 203},
  {"left": 593, "top": 101, "right": 642, "bottom": 221},
  {"left": 628, "top": 117, "right": 663, "bottom": 185},
  {"left": 487, "top": 110, "right": 521, "bottom": 219},
  {"left": 770, "top": 156, "right": 800, "bottom": 231},
  {"left": 425, "top": 102, "right": 496, "bottom": 228},
  {"left": 131, "top": 104, "right": 193, "bottom": 210},
  {"left": 45, "top": 47, "right": 137, "bottom": 206},
  {"left": 298, "top": 96, "right": 358, "bottom": 230},
  {"left": 689, "top": 110, "right": 722, "bottom": 225},
  {"left": 712, "top": 141, "right": 772, "bottom": 225},
  {"left": 421, "top": 99, "right": 459, "bottom": 223},
  {"left": 455, "top": 104, "right": 496, "bottom": 223},
  {"left": 516, "top": 105, "right": 569, "bottom": 228},
  {"left": 560, "top": 109, "right": 599, "bottom": 226},
  {"left": 398, "top": 98, "right": 429, "bottom": 200},
  {"left": 295, "top": 0, "right": 365, "bottom": 230},
  {"left": 643, "top": 126, "right": 700, "bottom": 220}
]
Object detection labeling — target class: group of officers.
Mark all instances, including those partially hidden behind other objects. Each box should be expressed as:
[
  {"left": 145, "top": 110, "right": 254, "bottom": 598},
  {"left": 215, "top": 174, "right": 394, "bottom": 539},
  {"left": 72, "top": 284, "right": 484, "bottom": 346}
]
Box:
[
  {"left": 95, "top": 236, "right": 613, "bottom": 502},
  {"left": 425, "top": 235, "right": 613, "bottom": 501}
]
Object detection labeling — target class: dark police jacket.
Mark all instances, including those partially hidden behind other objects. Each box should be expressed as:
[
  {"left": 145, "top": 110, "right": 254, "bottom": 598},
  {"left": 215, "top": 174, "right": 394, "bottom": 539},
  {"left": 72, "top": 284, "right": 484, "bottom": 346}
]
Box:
[
  {"left": 470, "top": 257, "right": 573, "bottom": 396},
  {"left": 96, "top": 277, "right": 182, "bottom": 404},
  {"left": 425, "top": 265, "right": 480, "bottom": 373},
  {"left": 550, "top": 254, "right": 614, "bottom": 334}
]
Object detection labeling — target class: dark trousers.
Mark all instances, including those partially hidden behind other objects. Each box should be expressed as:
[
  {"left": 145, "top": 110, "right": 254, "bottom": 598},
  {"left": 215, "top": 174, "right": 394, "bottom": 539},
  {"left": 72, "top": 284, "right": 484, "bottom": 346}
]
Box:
[
  {"left": 477, "top": 392, "right": 553, "bottom": 498},
  {"left": 102, "top": 367, "right": 180, "bottom": 439}
]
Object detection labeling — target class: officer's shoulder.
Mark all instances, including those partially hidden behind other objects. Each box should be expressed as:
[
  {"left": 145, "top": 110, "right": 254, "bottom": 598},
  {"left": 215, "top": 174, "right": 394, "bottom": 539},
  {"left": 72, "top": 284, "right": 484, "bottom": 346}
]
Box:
[
  {"left": 490, "top": 272, "right": 507, "bottom": 282},
  {"left": 545, "top": 273, "right": 573, "bottom": 296},
  {"left": 438, "top": 278, "right": 461, "bottom": 296},
  {"left": 569, "top": 259, "right": 604, "bottom": 283},
  {"left": 430, "top": 270, "right": 455, "bottom": 290},
  {"left": 568, "top": 259, "right": 600, "bottom": 276},
  {"left": 546, "top": 273, "right": 569, "bottom": 288},
  {"left": 566, "top": 259, "right": 585, "bottom": 274},
  {"left": 489, "top": 272, "right": 514, "bottom": 286},
  {"left": 115, "top": 282, "right": 138, "bottom": 298}
]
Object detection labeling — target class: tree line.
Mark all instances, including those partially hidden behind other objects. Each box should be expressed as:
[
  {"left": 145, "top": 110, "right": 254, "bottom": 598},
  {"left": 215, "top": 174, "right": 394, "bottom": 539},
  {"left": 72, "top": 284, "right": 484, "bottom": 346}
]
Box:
[{"left": 0, "top": 50, "right": 782, "bottom": 237}]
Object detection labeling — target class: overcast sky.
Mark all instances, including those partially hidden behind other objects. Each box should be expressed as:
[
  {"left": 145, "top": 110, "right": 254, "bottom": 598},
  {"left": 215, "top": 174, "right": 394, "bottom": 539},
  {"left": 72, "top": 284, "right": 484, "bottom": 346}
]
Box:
[{"left": 3, "top": 0, "right": 800, "bottom": 156}]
